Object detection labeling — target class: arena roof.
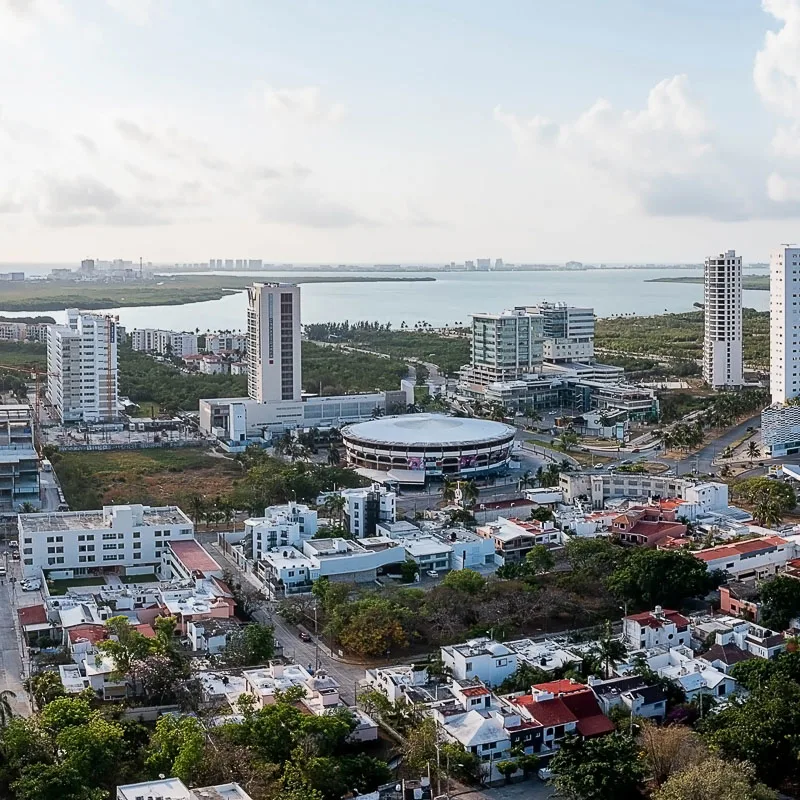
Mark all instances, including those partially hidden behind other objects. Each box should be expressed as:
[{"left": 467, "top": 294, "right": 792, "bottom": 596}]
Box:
[{"left": 343, "top": 414, "right": 515, "bottom": 448}]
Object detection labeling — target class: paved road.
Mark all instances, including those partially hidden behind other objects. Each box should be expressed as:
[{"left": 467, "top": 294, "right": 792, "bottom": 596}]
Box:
[
  {"left": 0, "top": 557, "right": 35, "bottom": 717},
  {"left": 675, "top": 414, "right": 760, "bottom": 475},
  {"left": 206, "top": 541, "right": 367, "bottom": 704},
  {"left": 454, "top": 779, "right": 556, "bottom": 799}
]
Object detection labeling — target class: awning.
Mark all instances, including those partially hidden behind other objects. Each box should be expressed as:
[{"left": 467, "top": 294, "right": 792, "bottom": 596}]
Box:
[{"left": 386, "top": 469, "right": 426, "bottom": 485}]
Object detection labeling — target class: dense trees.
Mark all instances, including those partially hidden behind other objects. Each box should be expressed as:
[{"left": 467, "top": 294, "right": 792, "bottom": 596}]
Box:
[
  {"left": 653, "top": 757, "right": 776, "bottom": 800},
  {"left": 732, "top": 478, "right": 796, "bottom": 527},
  {"left": 758, "top": 576, "right": 800, "bottom": 631},
  {"left": 606, "top": 549, "right": 721, "bottom": 610},
  {"left": 549, "top": 733, "right": 645, "bottom": 800}
]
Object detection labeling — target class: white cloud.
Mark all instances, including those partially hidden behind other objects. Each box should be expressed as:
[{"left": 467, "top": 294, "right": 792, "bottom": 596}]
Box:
[
  {"left": 261, "top": 185, "right": 376, "bottom": 229},
  {"left": 755, "top": 0, "right": 800, "bottom": 118},
  {"left": 263, "top": 86, "right": 345, "bottom": 124},
  {"left": 105, "top": 0, "right": 152, "bottom": 25},
  {"left": 0, "top": 0, "right": 69, "bottom": 41}
]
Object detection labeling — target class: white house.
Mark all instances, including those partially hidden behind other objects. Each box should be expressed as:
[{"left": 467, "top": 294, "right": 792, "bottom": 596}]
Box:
[
  {"left": 622, "top": 607, "right": 692, "bottom": 650},
  {"left": 441, "top": 638, "right": 518, "bottom": 687},
  {"left": 693, "top": 536, "right": 795, "bottom": 580},
  {"left": 117, "top": 778, "right": 254, "bottom": 800},
  {"left": 17, "top": 504, "right": 195, "bottom": 578}
]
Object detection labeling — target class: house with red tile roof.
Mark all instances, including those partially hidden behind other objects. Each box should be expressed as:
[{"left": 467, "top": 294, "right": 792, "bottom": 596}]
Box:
[
  {"left": 611, "top": 506, "right": 687, "bottom": 548},
  {"left": 622, "top": 607, "right": 690, "bottom": 650},
  {"left": 693, "top": 536, "right": 794, "bottom": 580}
]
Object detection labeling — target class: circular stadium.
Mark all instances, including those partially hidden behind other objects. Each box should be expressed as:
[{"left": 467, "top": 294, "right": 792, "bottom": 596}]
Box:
[{"left": 342, "top": 413, "right": 517, "bottom": 480}]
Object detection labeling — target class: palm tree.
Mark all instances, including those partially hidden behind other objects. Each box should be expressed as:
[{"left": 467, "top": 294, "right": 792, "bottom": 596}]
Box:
[
  {"left": 754, "top": 496, "right": 783, "bottom": 528},
  {"left": 535, "top": 466, "right": 544, "bottom": 487},
  {"left": 189, "top": 494, "right": 205, "bottom": 525},
  {"left": 559, "top": 459, "right": 573, "bottom": 473},
  {"left": 0, "top": 690, "right": 16, "bottom": 728},
  {"left": 371, "top": 406, "right": 385, "bottom": 419},
  {"left": 323, "top": 494, "right": 347, "bottom": 526},
  {"left": 460, "top": 479, "right": 480, "bottom": 507},
  {"left": 442, "top": 477, "right": 457, "bottom": 504},
  {"left": 746, "top": 441, "right": 761, "bottom": 466},
  {"left": 19, "top": 501, "right": 37, "bottom": 514},
  {"left": 327, "top": 446, "right": 341, "bottom": 466},
  {"left": 558, "top": 430, "right": 579, "bottom": 452},
  {"left": 518, "top": 470, "right": 534, "bottom": 491},
  {"left": 590, "top": 624, "right": 628, "bottom": 677}
]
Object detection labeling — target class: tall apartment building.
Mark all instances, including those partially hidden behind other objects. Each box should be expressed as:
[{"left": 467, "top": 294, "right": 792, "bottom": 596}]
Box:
[
  {"left": 703, "top": 250, "right": 743, "bottom": 389},
  {"left": 341, "top": 484, "right": 397, "bottom": 537},
  {"left": 467, "top": 309, "right": 545, "bottom": 385},
  {"left": 47, "top": 310, "right": 119, "bottom": 423},
  {"left": 769, "top": 246, "right": 800, "bottom": 404},
  {"left": 528, "top": 302, "right": 595, "bottom": 363},
  {"left": 0, "top": 405, "right": 39, "bottom": 512},
  {"left": 246, "top": 283, "right": 302, "bottom": 403},
  {"left": 130, "top": 329, "right": 199, "bottom": 357}
]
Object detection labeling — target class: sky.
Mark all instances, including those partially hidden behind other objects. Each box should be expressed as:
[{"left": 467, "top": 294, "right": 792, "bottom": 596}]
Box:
[{"left": 3, "top": 0, "right": 800, "bottom": 264}]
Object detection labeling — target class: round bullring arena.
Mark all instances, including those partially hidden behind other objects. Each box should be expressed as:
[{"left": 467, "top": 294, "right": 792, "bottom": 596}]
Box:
[{"left": 341, "top": 413, "right": 516, "bottom": 480}]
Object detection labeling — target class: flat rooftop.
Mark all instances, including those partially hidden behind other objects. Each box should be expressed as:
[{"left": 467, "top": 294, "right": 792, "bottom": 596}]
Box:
[{"left": 18, "top": 504, "right": 190, "bottom": 533}]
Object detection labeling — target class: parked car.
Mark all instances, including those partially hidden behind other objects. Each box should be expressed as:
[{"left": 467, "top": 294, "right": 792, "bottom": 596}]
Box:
[
  {"left": 426, "top": 570, "right": 439, "bottom": 578},
  {"left": 537, "top": 767, "right": 553, "bottom": 781},
  {"left": 298, "top": 631, "right": 312, "bottom": 642},
  {"left": 21, "top": 580, "right": 41, "bottom": 592}
]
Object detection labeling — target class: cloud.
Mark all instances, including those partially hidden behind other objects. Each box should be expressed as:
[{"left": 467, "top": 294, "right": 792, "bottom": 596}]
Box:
[
  {"left": 755, "top": 0, "right": 800, "bottom": 118},
  {"left": 261, "top": 186, "right": 376, "bottom": 228},
  {"left": 0, "top": 0, "right": 68, "bottom": 41},
  {"left": 115, "top": 118, "right": 155, "bottom": 144},
  {"left": 75, "top": 133, "right": 98, "bottom": 155},
  {"left": 105, "top": 0, "right": 152, "bottom": 25},
  {"left": 263, "top": 86, "right": 345, "bottom": 124},
  {"left": 494, "top": 74, "right": 800, "bottom": 221}
]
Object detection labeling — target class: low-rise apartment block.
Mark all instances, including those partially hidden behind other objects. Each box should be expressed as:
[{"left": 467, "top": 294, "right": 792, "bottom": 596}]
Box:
[
  {"left": 0, "top": 404, "right": 39, "bottom": 513},
  {"left": 246, "top": 502, "right": 318, "bottom": 562},
  {"left": 130, "top": 328, "right": 199, "bottom": 357},
  {"left": 692, "top": 535, "right": 794, "bottom": 580},
  {"left": 441, "top": 637, "right": 518, "bottom": 686},
  {"left": 476, "top": 516, "right": 561, "bottom": 562},
  {"left": 622, "top": 607, "right": 691, "bottom": 650},
  {"left": 17, "top": 503, "right": 195, "bottom": 578},
  {"left": 342, "top": 484, "right": 397, "bottom": 537},
  {"left": 117, "top": 778, "right": 254, "bottom": 800}
]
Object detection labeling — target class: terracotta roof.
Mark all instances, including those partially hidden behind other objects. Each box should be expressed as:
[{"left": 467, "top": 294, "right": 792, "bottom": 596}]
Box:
[
  {"left": 68, "top": 624, "right": 108, "bottom": 645},
  {"left": 576, "top": 715, "right": 616, "bottom": 737},
  {"left": 694, "top": 536, "right": 789, "bottom": 563},
  {"left": 531, "top": 679, "right": 588, "bottom": 696},
  {"left": 17, "top": 604, "right": 47, "bottom": 626},
  {"left": 521, "top": 697, "right": 577, "bottom": 727},
  {"left": 461, "top": 686, "right": 492, "bottom": 698},
  {"left": 169, "top": 540, "right": 220, "bottom": 574},
  {"left": 626, "top": 609, "right": 689, "bottom": 629},
  {"left": 133, "top": 623, "right": 156, "bottom": 639},
  {"left": 700, "top": 643, "right": 754, "bottom": 666}
]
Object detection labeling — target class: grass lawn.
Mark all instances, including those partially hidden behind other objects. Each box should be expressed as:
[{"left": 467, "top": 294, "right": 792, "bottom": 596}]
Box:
[
  {"left": 53, "top": 447, "right": 242, "bottom": 509},
  {"left": 47, "top": 576, "right": 107, "bottom": 595},
  {"left": 120, "top": 573, "right": 159, "bottom": 584},
  {"left": 130, "top": 401, "right": 161, "bottom": 417}
]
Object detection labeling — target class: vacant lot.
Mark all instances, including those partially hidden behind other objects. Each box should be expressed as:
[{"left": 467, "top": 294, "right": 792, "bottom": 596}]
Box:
[{"left": 53, "top": 448, "right": 242, "bottom": 509}]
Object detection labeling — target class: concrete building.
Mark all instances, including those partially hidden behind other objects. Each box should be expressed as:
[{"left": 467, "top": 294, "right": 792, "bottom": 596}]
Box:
[
  {"left": 246, "top": 502, "right": 318, "bottom": 562},
  {"left": 205, "top": 332, "right": 247, "bottom": 354},
  {"left": 692, "top": 535, "right": 794, "bottom": 580},
  {"left": 770, "top": 245, "right": 800, "bottom": 404},
  {"left": 258, "top": 536, "right": 405, "bottom": 597},
  {"left": 703, "top": 250, "right": 743, "bottom": 388},
  {"left": 560, "top": 473, "right": 730, "bottom": 513},
  {"left": 476, "top": 517, "right": 561, "bottom": 562},
  {"left": 17, "top": 503, "right": 194, "bottom": 578},
  {"left": 341, "top": 484, "right": 396, "bottom": 537},
  {"left": 441, "top": 638, "right": 518, "bottom": 686},
  {"left": 530, "top": 302, "right": 595, "bottom": 364},
  {"left": 47, "top": 309, "right": 119, "bottom": 423},
  {"left": 117, "top": 779, "right": 254, "bottom": 800},
  {"left": 247, "top": 283, "right": 302, "bottom": 403},
  {"left": 622, "top": 607, "right": 691, "bottom": 650},
  {"left": 465, "top": 308, "right": 544, "bottom": 385},
  {"left": 130, "top": 328, "right": 199, "bottom": 357},
  {"left": 0, "top": 405, "right": 39, "bottom": 513}
]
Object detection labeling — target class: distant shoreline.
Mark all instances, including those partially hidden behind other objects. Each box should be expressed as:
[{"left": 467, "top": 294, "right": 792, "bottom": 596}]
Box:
[
  {"left": 0, "top": 274, "right": 435, "bottom": 312},
  {"left": 647, "top": 275, "right": 769, "bottom": 290}
]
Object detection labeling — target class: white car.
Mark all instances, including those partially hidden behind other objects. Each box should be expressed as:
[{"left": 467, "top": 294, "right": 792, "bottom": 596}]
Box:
[
  {"left": 537, "top": 767, "right": 553, "bottom": 781},
  {"left": 426, "top": 570, "right": 439, "bottom": 578},
  {"left": 20, "top": 580, "right": 41, "bottom": 592}
]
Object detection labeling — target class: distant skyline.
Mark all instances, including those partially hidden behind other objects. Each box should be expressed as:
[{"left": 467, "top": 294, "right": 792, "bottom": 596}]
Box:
[{"left": 2, "top": 1, "right": 800, "bottom": 263}]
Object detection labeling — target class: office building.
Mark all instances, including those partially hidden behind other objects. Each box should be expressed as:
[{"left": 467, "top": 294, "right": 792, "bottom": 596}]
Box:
[
  {"left": 247, "top": 283, "right": 302, "bottom": 403},
  {"left": 529, "top": 302, "right": 595, "bottom": 363},
  {"left": 703, "top": 250, "right": 743, "bottom": 388},
  {"left": 0, "top": 405, "right": 39, "bottom": 513},
  {"left": 17, "top": 503, "right": 195, "bottom": 578},
  {"left": 466, "top": 308, "right": 544, "bottom": 385},
  {"left": 47, "top": 310, "right": 119, "bottom": 423}
]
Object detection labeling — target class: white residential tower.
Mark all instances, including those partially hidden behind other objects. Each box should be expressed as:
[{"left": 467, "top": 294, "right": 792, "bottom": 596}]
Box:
[
  {"left": 703, "top": 249, "right": 743, "bottom": 389},
  {"left": 246, "top": 283, "right": 302, "bottom": 403}
]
